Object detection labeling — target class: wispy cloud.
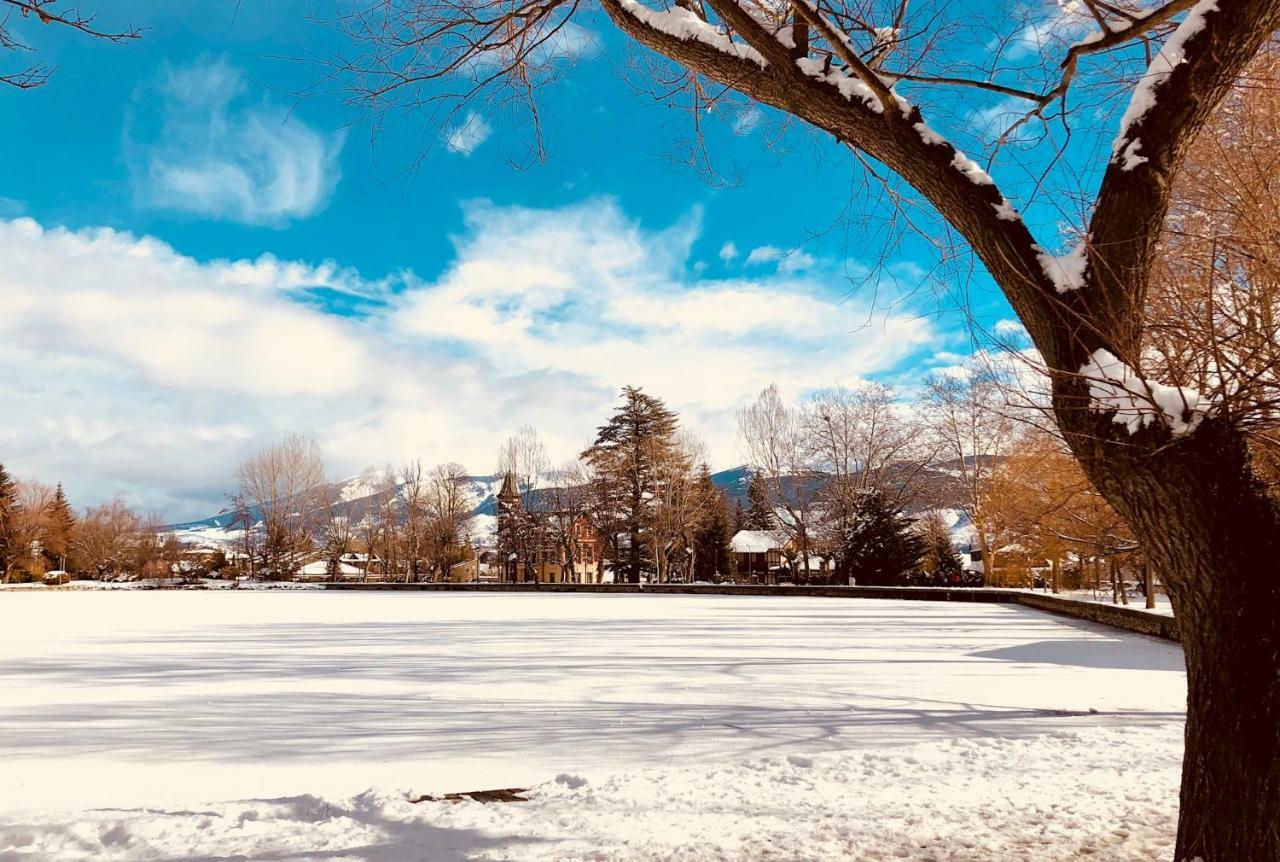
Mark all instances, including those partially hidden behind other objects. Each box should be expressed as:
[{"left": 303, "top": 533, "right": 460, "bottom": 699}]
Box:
[
  {"left": 0, "top": 200, "right": 937, "bottom": 518},
  {"left": 745, "top": 245, "right": 782, "bottom": 265},
  {"left": 444, "top": 112, "right": 493, "bottom": 156},
  {"left": 745, "top": 244, "right": 814, "bottom": 272},
  {"left": 719, "top": 241, "right": 738, "bottom": 264},
  {"left": 732, "top": 106, "right": 762, "bottom": 135},
  {"left": 127, "top": 58, "right": 345, "bottom": 226}
]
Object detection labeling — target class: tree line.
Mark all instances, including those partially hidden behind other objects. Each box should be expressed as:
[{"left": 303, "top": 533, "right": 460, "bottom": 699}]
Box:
[
  {"left": 3, "top": 376, "right": 1154, "bottom": 595},
  {"left": 0, "top": 466, "right": 186, "bottom": 583}
]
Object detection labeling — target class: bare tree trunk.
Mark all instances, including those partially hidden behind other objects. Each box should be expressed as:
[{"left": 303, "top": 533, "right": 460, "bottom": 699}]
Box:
[
  {"left": 1070, "top": 421, "right": 1280, "bottom": 861},
  {"left": 1145, "top": 561, "right": 1156, "bottom": 610}
]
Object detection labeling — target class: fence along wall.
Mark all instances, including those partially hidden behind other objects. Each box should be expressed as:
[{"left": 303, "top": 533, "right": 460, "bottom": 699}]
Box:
[{"left": 319, "top": 582, "right": 1181, "bottom": 642}]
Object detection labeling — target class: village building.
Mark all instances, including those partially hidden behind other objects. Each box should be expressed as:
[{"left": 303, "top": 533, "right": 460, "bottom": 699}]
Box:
[
  {"left": 495, "top": 471, "right": 604, "bottom": 584},
  {"left": 295, "top": 551, "right": 384, "bottom": 582},
  {"left": 730, "top": 529, "right": 836, "bottom": 584},
  {"left": 730, "top": 529, "right": 787, "bottom": 583}
]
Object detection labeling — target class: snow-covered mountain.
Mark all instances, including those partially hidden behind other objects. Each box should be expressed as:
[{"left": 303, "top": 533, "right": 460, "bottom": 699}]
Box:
[
  {"left": 163, "top": 473, "right": 506, "bottom": 549},
  {"left": 163, "top": 462, "right": 981, "bottom": 550}
]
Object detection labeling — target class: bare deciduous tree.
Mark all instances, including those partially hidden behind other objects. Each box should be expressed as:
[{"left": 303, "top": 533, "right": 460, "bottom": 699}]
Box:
[
  {"left": 545, "top": 458, "right": 594, "bottom": 583},
  {"left": 320, "top": 487, "right": 356, "bottom": 581},
  {"left": 497, "top": 425, "right": 550, "bottom": 581},
  {"left": 2, "top": 480, "right": 53, "bottom": 581},
  {"left": 400, "top": 459, "right": 429, "bottom": 582},
  {"left": 237, "top": 435, "right": 327, "bottom": 580},
  {"left": 805, "top": 382, "right": 932, "bottom": 578},
  {"left": 74, "top": 496, "right": 142, "bottom": 579},
  {"left": 738, "top": 384, "right": 819, "bottom": 579},
  {"left": 425, "top": 462, "right": 474, "bottom": 579},
  {"left": 920, "top": 363, "right": 1024, "bottom": 586},
  {"left": 649, "top": 431, "right": 705, "bottom": 583}
]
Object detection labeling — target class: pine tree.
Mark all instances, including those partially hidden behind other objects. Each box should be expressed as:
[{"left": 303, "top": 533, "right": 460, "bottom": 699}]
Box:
[
  {"left": 692, "top": 465, "right": 734, "bottom": 582},
  {"left": 0, "top": 464, "right": 17, "bottom": 582},
  {"left": 744, "top": 472, "right": 773, "bottom": 530},
  {"left": 731, "top": 499, "right": 746, "bottom": 534},
  {"left": 838, "top": 490, "right": 925, "bottom": 587},
  {"left": 920, "top": 517, "right": 964, "bottom": 586},
  {"left": 44, "top": 483, "right": 76, "bottom": 570},
  {"left": 916, "top": 510, "right": 957, "bottom": 584},
  {"left": 584, "top": 386, "right": 680, "bottom": 583}
]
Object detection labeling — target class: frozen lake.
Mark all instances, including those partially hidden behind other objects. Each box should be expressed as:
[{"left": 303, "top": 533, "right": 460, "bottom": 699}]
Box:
[{"left": 0, "top": 592, "right": 1188, "bottom": 860}]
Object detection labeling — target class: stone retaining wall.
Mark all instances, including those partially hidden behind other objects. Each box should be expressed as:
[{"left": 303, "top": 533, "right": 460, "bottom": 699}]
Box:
[{"left": 1014, "top": 591, "right": 1181, "bottom": 642}]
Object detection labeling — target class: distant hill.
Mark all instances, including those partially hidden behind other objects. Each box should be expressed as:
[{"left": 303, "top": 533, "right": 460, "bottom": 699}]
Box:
[{"left": 165, "top": 461, "right": 985, "bottom": 549}]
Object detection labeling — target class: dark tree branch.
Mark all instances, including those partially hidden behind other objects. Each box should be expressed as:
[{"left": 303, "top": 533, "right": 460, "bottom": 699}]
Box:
[{"left": 0, "top": 0, "right": 139, "bottom": 89}]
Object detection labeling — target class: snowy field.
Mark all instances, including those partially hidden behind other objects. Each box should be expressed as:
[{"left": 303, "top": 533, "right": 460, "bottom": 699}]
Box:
[{"left": 0, "top": 593, "right": 1187, "bottom": 861}]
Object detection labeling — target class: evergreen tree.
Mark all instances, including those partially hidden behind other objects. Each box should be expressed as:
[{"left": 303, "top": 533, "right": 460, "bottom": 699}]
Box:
[
  {"left": 744, "top": 472, "right": 774, "bottom": 530},
  {"left": 731, "top": 499, "right": 746, "bottom": 534},
  {"left": 0, "top": 464, "right": 17, "bottom": 581},
  {"left": 921, "top": 533, "right": 964, "bottom": 586},
  {"left": 918, "top": 512, "right": 963, "bottom": 586},
  {"left": 838, "top": 490, "right": 925, "bottom": 586},
  {"left": 583, "top": 386, "right": 680, "bottom": 583},
  {"left": 692, "top": 465, "right": 734, "bottom": 582},
  {"left": 45, "top": 483, "right": 76, "bottom": 569}
]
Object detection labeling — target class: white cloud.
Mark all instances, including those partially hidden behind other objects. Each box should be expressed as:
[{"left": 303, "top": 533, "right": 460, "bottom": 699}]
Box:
[
  {"left": 745, "top": 245, "right": 782, "bottom": 265},
  {"left": 745, "top": 244, "right": 814, "bottom": 272},
  {"left": 779, "top": 251, "right": 816, "bottom": 274},
  {"left": 128, "top": 58, "right": 345, "bottom": 226},
  {"left": 0, "top": 200, "right": 937, "bottom": 520},
  {"left": 994, "top": 318, "right": 1028, "bottom": 337},
  {"left": 536, "top": 22, "right": 600, "bottom": 62},
  {"left": 719, "top": 241, "right": 738, "bottom": 263},
  {"left": 444, "top": 112, "right": 493, "bottom": 156},
  {"left": 1005, "top": 2, "right": 1093, "bottom": 61}
]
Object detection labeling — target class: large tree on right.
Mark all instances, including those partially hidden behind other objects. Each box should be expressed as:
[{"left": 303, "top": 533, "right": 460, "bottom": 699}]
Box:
[{"left": 331, "top": 0, "right": 1280, "bottom": 855}]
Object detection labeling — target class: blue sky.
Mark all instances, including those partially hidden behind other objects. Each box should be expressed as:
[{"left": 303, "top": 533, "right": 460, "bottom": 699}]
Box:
[{"left": 0, "top": 0, "right": 1111, "bottom": 519}]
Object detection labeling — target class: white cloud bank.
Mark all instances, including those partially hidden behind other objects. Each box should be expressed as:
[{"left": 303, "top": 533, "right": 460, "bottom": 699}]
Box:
[
  {"left": 128, "top": 58, "right": 345, "bottom": 226},
  {"left": 0, "top": 199, "right": 936, "bottom": 520}
]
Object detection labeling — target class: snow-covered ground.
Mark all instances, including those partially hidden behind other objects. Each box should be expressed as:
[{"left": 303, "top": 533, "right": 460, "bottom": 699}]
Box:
[
  {"left": 0, "top": 593, "right": 1186, "bottom": 861},
  {"left": 1009, "top": 587, "right": 1177, "bottom": 617},
  {"left": 1058, "top": 588, "right": 1176, "bottom": 616}
]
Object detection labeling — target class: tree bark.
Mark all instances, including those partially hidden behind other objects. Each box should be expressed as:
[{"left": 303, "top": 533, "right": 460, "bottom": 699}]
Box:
[
  {"left": 592, "top": 0, "right": 1280, "bottom": 855},
  {"left": 1063, "top": 417, "right": 1280, "bottom": 861}
]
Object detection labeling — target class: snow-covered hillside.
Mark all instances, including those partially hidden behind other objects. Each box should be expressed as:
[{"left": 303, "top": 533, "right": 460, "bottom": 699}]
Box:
[{"left": 164, "top": 473, "right": 503, "bottom": 549}]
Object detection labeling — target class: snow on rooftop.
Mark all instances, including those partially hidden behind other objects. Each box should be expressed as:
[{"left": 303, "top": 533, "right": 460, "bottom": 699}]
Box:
[
  {"left": 729, "top": 529, "right": 784, "bottom": 553},
  {"left": 298, "top": 561, "right": 363, "bottom": 577}
]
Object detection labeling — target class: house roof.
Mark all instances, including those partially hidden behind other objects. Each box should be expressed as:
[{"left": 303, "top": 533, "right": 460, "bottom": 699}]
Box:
[
  {"left": 498, "top": 471, "right": 519, "bottom": 501},
  {"left": 298, "top": 561, "right": 362, "bottom": 576},
  {"left": 730, "top": 529, "right": 784, "bottom": 554}
]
